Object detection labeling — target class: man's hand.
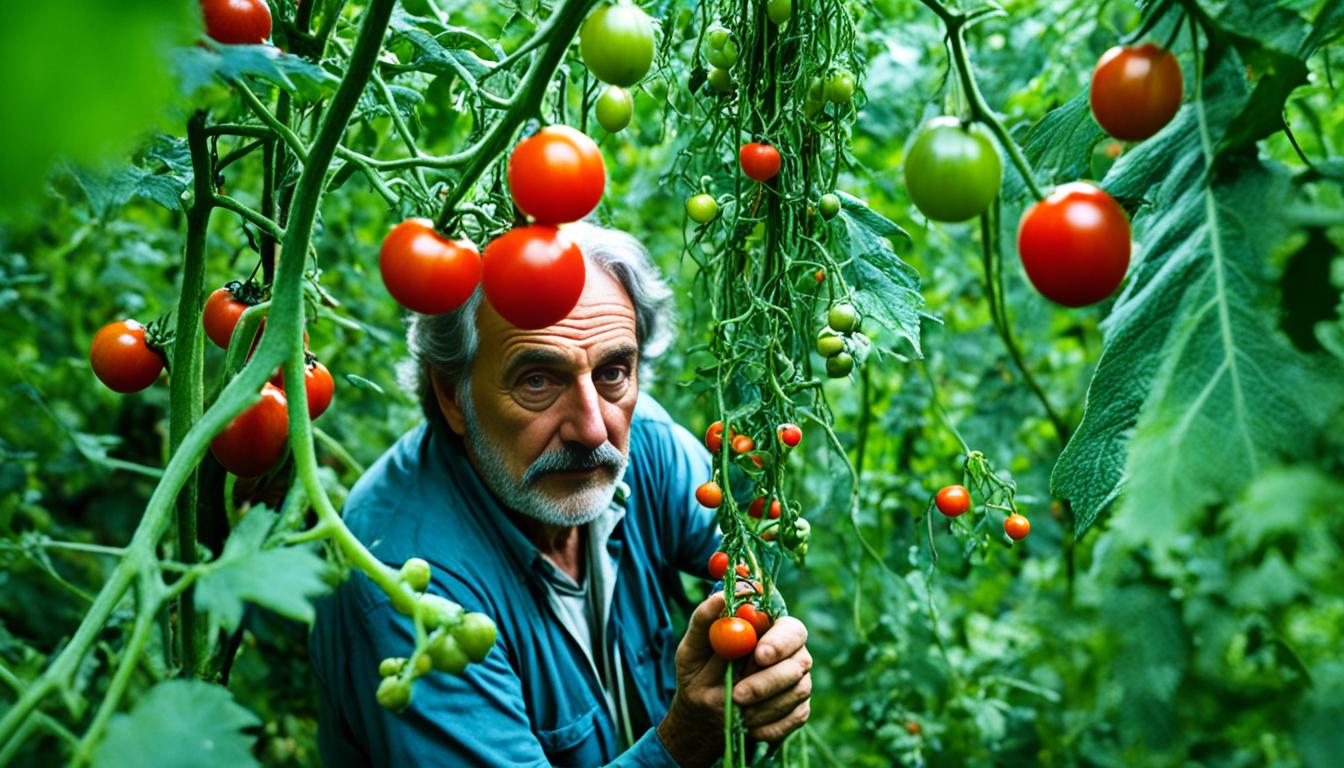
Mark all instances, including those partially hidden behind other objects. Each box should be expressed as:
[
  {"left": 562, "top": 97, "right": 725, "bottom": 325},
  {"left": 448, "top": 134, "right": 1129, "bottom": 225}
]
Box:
[{"left": 655, "top": 590, "right": 813, "bottom": 767}]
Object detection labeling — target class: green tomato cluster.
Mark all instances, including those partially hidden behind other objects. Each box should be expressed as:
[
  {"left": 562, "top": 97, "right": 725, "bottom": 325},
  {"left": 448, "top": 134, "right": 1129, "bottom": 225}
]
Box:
[
  {"left": 816, "top": 303, "right": 861, "bottom": 378},
  {"left": 703, "top": 25, "right": 739, "bottom": 95}
]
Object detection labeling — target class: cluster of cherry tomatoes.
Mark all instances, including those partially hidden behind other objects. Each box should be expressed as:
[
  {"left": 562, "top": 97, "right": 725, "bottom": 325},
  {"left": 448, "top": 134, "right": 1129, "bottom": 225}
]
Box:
[
  {"left": 934, "top": 483, "right": 1029, "bottom": 543},
  {"left": 815, "top": 302, "right": 862, "bottom": 378},
  {"left": 903, "top": 41, "right": 1183, "bottom": 309}
]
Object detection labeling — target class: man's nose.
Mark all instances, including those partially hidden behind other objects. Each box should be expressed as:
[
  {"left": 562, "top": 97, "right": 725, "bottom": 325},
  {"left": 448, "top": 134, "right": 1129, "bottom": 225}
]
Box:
[{"left": 558, "top": 377, "right": 609, "bottom": 449}]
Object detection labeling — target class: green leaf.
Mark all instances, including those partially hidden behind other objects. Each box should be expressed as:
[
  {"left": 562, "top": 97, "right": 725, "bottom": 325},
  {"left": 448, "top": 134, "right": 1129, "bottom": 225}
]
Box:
[
  {"left": 835, "top": 193, "right": 923, "bottom": 356},
  {"left": 194, "top": 508, "right": 332, "bottom": 632},
  {"left": 91, "top": 680, "right": 260, "bottom": 768},
  {"left": 173, "top": 44, "right": 340, "bottom": 102},
  {"left": 1052, "top": 60, "right": 1344, "bottom": 535},
  {"left": 1015, "top": 89, "right": 1106, "bottom": 189}
]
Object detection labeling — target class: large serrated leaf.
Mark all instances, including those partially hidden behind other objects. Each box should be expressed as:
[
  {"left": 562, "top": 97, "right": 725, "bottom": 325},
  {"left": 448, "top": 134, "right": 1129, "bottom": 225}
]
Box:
[
  {"left": 91, "top": 680, "right": 260, "bottom": 768},
  {"left": 835, "top": 193, "right": 923, "bottom": 356},
  {"left": 173, "top": 44, "right": 339, "bottom": 102},
  {"left": 194, "top": 508, "right": 332, "bottom": 631},
  {"left": 1051, "top": 59, "right": 1344, "bottom": 536}
]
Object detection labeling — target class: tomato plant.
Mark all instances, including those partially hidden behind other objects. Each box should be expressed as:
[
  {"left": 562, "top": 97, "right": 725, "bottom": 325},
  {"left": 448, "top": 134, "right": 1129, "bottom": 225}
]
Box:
[
  {"left": 89, "top": 320, "right": 164, "bottom": 394},
  {"left": 709, "top": 616, "right": 757, "bottom": 660},
  {"left": 507, "top": 126, "right": 606, "bottom": 225},
  {"left": 209, "top": 383, "right": 289, "bottom": 477},
  {"left": 1017, "top": 182, "right": 1132, "bottom": 307},
  {"left": 903, "top": 117, "right": 1003, "bottom": 222},
  {"left": 1090, "top": 44, "right": 1184, "bottom": 142},
  {"left": 481, "top": 225, "right": 586, "bottom": 329},
  {"left": 199, "top": 0, "right": 272, "bottom": 45},
  {"left": 379, "top": 219, "right": 482, "bottom": 315}
]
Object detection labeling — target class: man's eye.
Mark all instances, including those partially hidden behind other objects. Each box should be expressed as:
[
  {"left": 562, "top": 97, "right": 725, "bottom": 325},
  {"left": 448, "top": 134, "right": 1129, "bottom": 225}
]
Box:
[
  {"left": 598, "top": 367, "right": 627, "bottom": 383},
  {"left": 524, "top": 374, "right": 549, "bottom": 389}
]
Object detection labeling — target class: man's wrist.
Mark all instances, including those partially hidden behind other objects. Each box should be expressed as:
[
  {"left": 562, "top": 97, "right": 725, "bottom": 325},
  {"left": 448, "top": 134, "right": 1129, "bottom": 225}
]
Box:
[{"left": 655, "top": 694, "right": 721, "bottom": 768}]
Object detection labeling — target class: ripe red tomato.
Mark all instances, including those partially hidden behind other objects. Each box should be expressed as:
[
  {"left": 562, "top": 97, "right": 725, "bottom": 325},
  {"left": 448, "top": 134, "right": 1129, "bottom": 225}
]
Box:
[
  {"left": 709, "top": 617, "right": 757, "bottom": 660},
  {"left": 739, "top": 143, "right": 781, "bottom": 181},
  {"left": 380, "top": 219, "right": 482, "bottom": 315},
  {"left": 90, "top": 320, "right": 164, "bottom": 393},
  {"left": 906, "top": 721, "right": 921, "bottom": 735},
  {"left": 747, "top": 497, "right": 781, "bottom": 519},
  {"left": 935, "top": 485, "right": 971, "bottom": 517},
  {"left": 708, "top": 551, "right": 729, "bottom": 580},
  {"left": 210, "top": 383, "right": 289, "bottom": 477},
  {"left": 695, "top": 481, "right": 723, "bottom": 508},
  {"left": 735, "top": 562, "right": 751, "bottom": 579},
  {"left": 200, "top": 0, "right": 272, "bottom": 45},
  {"left": 1017, "top": 183, "right": 1131, "bottom": 307},
  {"left": 1004, "top": 513, "right": 1031, "bottom": 541},
  {"left": 776, "top": 423, "right": 802, "bottom": 448},
  {"left": 507, "top": 126, "right": 606, "bottom": 224},
  {"left": 481, "top": 225, "right": 586, "bottom": 329},
  {"left": 735, "top": 603, "right": 772, "bottom": 636},
  {"left": 731, "top": 434, "right": 755, "bottom": 454},
  {"left": 272, "top": 358, "right": 335, "bottom": 420},
  {"left": 203, "top": 286, "right": 253, "bottom": 349},
  {"left": 705, "top": 421, "right": 725, "bottom": 453},
  {"left": 1090, "top": 44, "right": 1183, "bottom": 142}
]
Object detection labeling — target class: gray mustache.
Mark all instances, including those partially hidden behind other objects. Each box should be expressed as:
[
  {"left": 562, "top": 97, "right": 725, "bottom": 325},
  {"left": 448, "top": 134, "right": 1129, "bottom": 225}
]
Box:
[{"left": 522, "top": 443, "right": 623, "bottom": 484}]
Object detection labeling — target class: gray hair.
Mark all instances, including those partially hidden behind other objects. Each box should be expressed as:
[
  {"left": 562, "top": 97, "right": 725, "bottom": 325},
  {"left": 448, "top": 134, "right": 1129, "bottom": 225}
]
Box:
[{"left": 397, "top": 222, "right": 674, "bottom": 428}]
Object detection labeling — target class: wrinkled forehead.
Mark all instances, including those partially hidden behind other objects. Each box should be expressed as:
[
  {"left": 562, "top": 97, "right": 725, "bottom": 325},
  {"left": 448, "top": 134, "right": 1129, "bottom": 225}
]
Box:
[{"left": 473, "top": 262, "right": 638, "bottom": 374}]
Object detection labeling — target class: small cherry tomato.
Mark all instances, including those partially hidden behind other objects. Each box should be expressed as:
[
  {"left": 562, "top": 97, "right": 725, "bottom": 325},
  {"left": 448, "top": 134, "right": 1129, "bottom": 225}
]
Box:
[
  {"left": 824, "top": 68, "right": 855, "bottom": 103},
  {"left": 507, "top": 126, "right": 606, "bottom": 225},
  {"left": 1090, "top": 43, "right": 1183, "bottom": 142},
  {"left": 1005, "top": 513, "right": 1030, "bottom": 541},
  {"left": 747, "top": 497, "right": 766, "bottom": 519},
  {"left": 776, "top": 423, "right": 802, "bottom": 448},
  {"left": 1017, "top": 182, "right": 1131, "bottom": 307},
  {"left": 203, "top": 286, "right": 253, "bottom": 349},
  {"left": 826, "top": 352, "right": 854, "bottom": 378},
  {"left": 696, "top": 481, "right": 723, "bottom": 508},
  {"left": 735, "top": 602, "right": 773, "bottom": 636},
  {"left": 709, "top": 616, "right": 757, "bottom": 660},
  {"left": 818, "top": 193, "right": 841, "bottom": 220},
  {"left": 828, "top": 303, "right": 859, "bottom": 333},
  {"left": 272, "top": 357, "right": 335, "bottom": 420},
  {"left": 453, "top": 612, "right": 498, "bottom": 662},
  {"left": 735, "top": 562, "right": 751, "bottom": 579},
  {"left": 935, "top": 484, "right": 971, "bottom": 517},
  {"left": 739, "top": 143, "right": 781, "bottom": 182},
  {"left": 906, "top": 721, "right": 921, "bottom": 735},
  {"left": 209, "top": 383, "right": 289, "bottom": 477},
  {"left": 706, "top": 27, "right": 730, "bottom": 49},
  {"left": 705, "top": 38, "right": 739, "bottom": 69},
  {"left": 686, "top": 194, "right": 719, "bottom": 224},
  {"left": 594, "top": 85, "right": 632, "bottom": 133},
  {"left": 814, "top": 269, "right": 825, "bottom": 283},
  {"left": 706, "top": 67, "right": 735, "bottom": 94},
  {"left": 708, "top": 551, "right": 729, "bottom": 580},
  {"left": 731, "top": 434, "right": 755, "bottom": 454},
  {"left": 399, "top": 557, "right": 431, "bottom": 592},
  {"left": 376, "top": 677, "right": 412, "bottom": 710},
  {"left": 90, "top": 320, "right": 164, "bottom": 394},
  {"left": 481, "top": 225, "right": 587, "bottom": 329},
  {"left": 816, "top": 330, "right": 844, "bottom": 357},
  {"left": 766, "top": 0, "right": 791, "bottom": 25},
  {"left": 200, "top": 0, "right": 272, "bottom": 45},
  {"left": 705, "top": 421, "right": 725, "bottom": 453}
]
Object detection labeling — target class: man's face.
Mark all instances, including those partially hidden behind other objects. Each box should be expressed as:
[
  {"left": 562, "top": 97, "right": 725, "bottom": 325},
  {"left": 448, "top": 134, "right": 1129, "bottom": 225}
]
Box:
[{"left": 448, "top": 264, "right": 639, "bottom": 526}]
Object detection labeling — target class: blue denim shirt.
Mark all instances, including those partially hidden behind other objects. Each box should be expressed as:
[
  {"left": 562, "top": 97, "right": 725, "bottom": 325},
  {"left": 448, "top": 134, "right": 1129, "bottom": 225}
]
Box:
[{"left": 311, "top": 395, "right": 718, "bottom": 766}]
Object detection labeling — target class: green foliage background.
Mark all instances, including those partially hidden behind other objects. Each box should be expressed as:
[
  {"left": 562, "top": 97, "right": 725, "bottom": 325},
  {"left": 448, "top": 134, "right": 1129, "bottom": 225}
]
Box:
[{"left": 1, "top": 0, "right": 1342, "bottom": 765}]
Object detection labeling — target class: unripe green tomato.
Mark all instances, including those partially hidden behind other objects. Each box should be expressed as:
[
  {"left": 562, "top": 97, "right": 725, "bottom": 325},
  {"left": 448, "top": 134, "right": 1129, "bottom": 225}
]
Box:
[
  {"left": 378, "top": 657, "right": 405, "bottom": 678},
  {"left": 453, "top": 612, "right": 499, "bottom": 663},
  {"left": 420, "top": 594, "right": 464, "bottom": 629},
  {"left": 413, "top": 653, "right": 432, "bottom": 676},
  {"left": 376, "top": 677, "right": 412, "bottom": 711},
  {"left": 428, "top": 632, "right": 470, "bottom": 674},
  {"left": 818, "top": 193, "right": 841, "bottom": 220},
  {"left": 707, "top": 26, "right": 730, "bottom": 49},
  {"left": 903, "top": 116, "right": 1003, "bottom": 222},
  {"left": 828, "top": 303, "right": 859, "bottom": 333},
  {"left": 400, "top": 557, "right": 431, "bottom": 592},
  {"left": 826, "top": 352, "right": 854, "bottom": 377},
  {"left": 579, "top": 3, "right": 656, "bottom": 87},
  {"left": 767, "top": 0, "right": 791, "bottom": 24},
  {"left": 783, "top": 517, "right": 811, "bottom": 548},
  {"left": 686, "top": 193, "right": 719, "bottom": 223},
  {"left": 595, "top": 85, "right": 633, "bottom": 133},
  {"left": 816, "top": 330, "right": 844, "bottom": 357},
  {"left": 825, "top": 69, "right": 855, "bottom": 103},
  {"left": 706, "top": 66, "right": 735, "bottom": 94},
  {"left": 706, "top": 38, "right": 738, "bottom": 68}
]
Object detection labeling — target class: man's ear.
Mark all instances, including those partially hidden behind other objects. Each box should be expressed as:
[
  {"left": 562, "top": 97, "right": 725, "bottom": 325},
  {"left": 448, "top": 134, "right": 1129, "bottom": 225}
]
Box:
[{"left": 430, "top": 370, "right": 468, "bottom": 437}]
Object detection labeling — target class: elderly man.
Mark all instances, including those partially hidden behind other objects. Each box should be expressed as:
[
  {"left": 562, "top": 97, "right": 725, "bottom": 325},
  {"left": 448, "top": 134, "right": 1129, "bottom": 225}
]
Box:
[{"left": 311, "top": 223, "right": 812, "bottom": 766}]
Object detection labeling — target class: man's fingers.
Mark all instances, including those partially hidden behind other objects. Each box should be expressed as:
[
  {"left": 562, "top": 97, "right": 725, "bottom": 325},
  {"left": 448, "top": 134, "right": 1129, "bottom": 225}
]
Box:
[
  {"left": 753, "top": 615, "right": 808, "bottom": 666},
  {"left": 731, "top": 651, "right": 812, "bottom": 706},
  {"left": 746, "top": 698, "right": 812, "bottom": 744},
  {"left": 740, "top": 672, "right": 812, "bottom": 728}
]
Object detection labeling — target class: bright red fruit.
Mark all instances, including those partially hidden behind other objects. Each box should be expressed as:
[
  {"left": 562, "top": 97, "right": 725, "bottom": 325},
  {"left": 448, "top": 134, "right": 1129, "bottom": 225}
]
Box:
[
  {"left": 739, "top": 143, "right": 781, "bottom": 181},
  {"left": 90, "top": 320, "right": 164, "bottom": 393},
  {"left": 708, "top": 551, "right": 730, "bottom": 580},
  {"left": 210, "top": 383, "right": 289, "bottom": 477},
  {"left": 481, "top": 225, "right": 586, "bottom": 329},
  {"left": 776, "top": 423, "right": 802, "bottom": 447},
  {"left": 507, "top": 126, "right": 606, "bottom": 224},
  {"left": 705, "top": 421, "right": 725, "bottom": 453},
  {"left": 935, "top": 485, "right": 971, "bottom": 517},
  {"left": 1005, "top": 513, "right": 1031, "bottom": 541},
  {"left": 735, "top": 603, "right": 772, "bottom": 636},
  {"left": 1017, "top": 183, "right": 1131, "bottom": 307},
  {"left": 203, "top": 286, "right": 252, "bottom": 349},
  {"left": 200, "top": 0, "right": 272, "bottom": 45},
  {"left": 380, "top": 219, "right": 482, "bottom": 315},
  {"left": 272, "top": 358, "right": 335, "bottom": 420},
  {"left": 709, "top": 617, "right": 758, "bottom": 660},
  {"left": 1090, "top": 44, "right": 1183, "bottom": 142}
]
